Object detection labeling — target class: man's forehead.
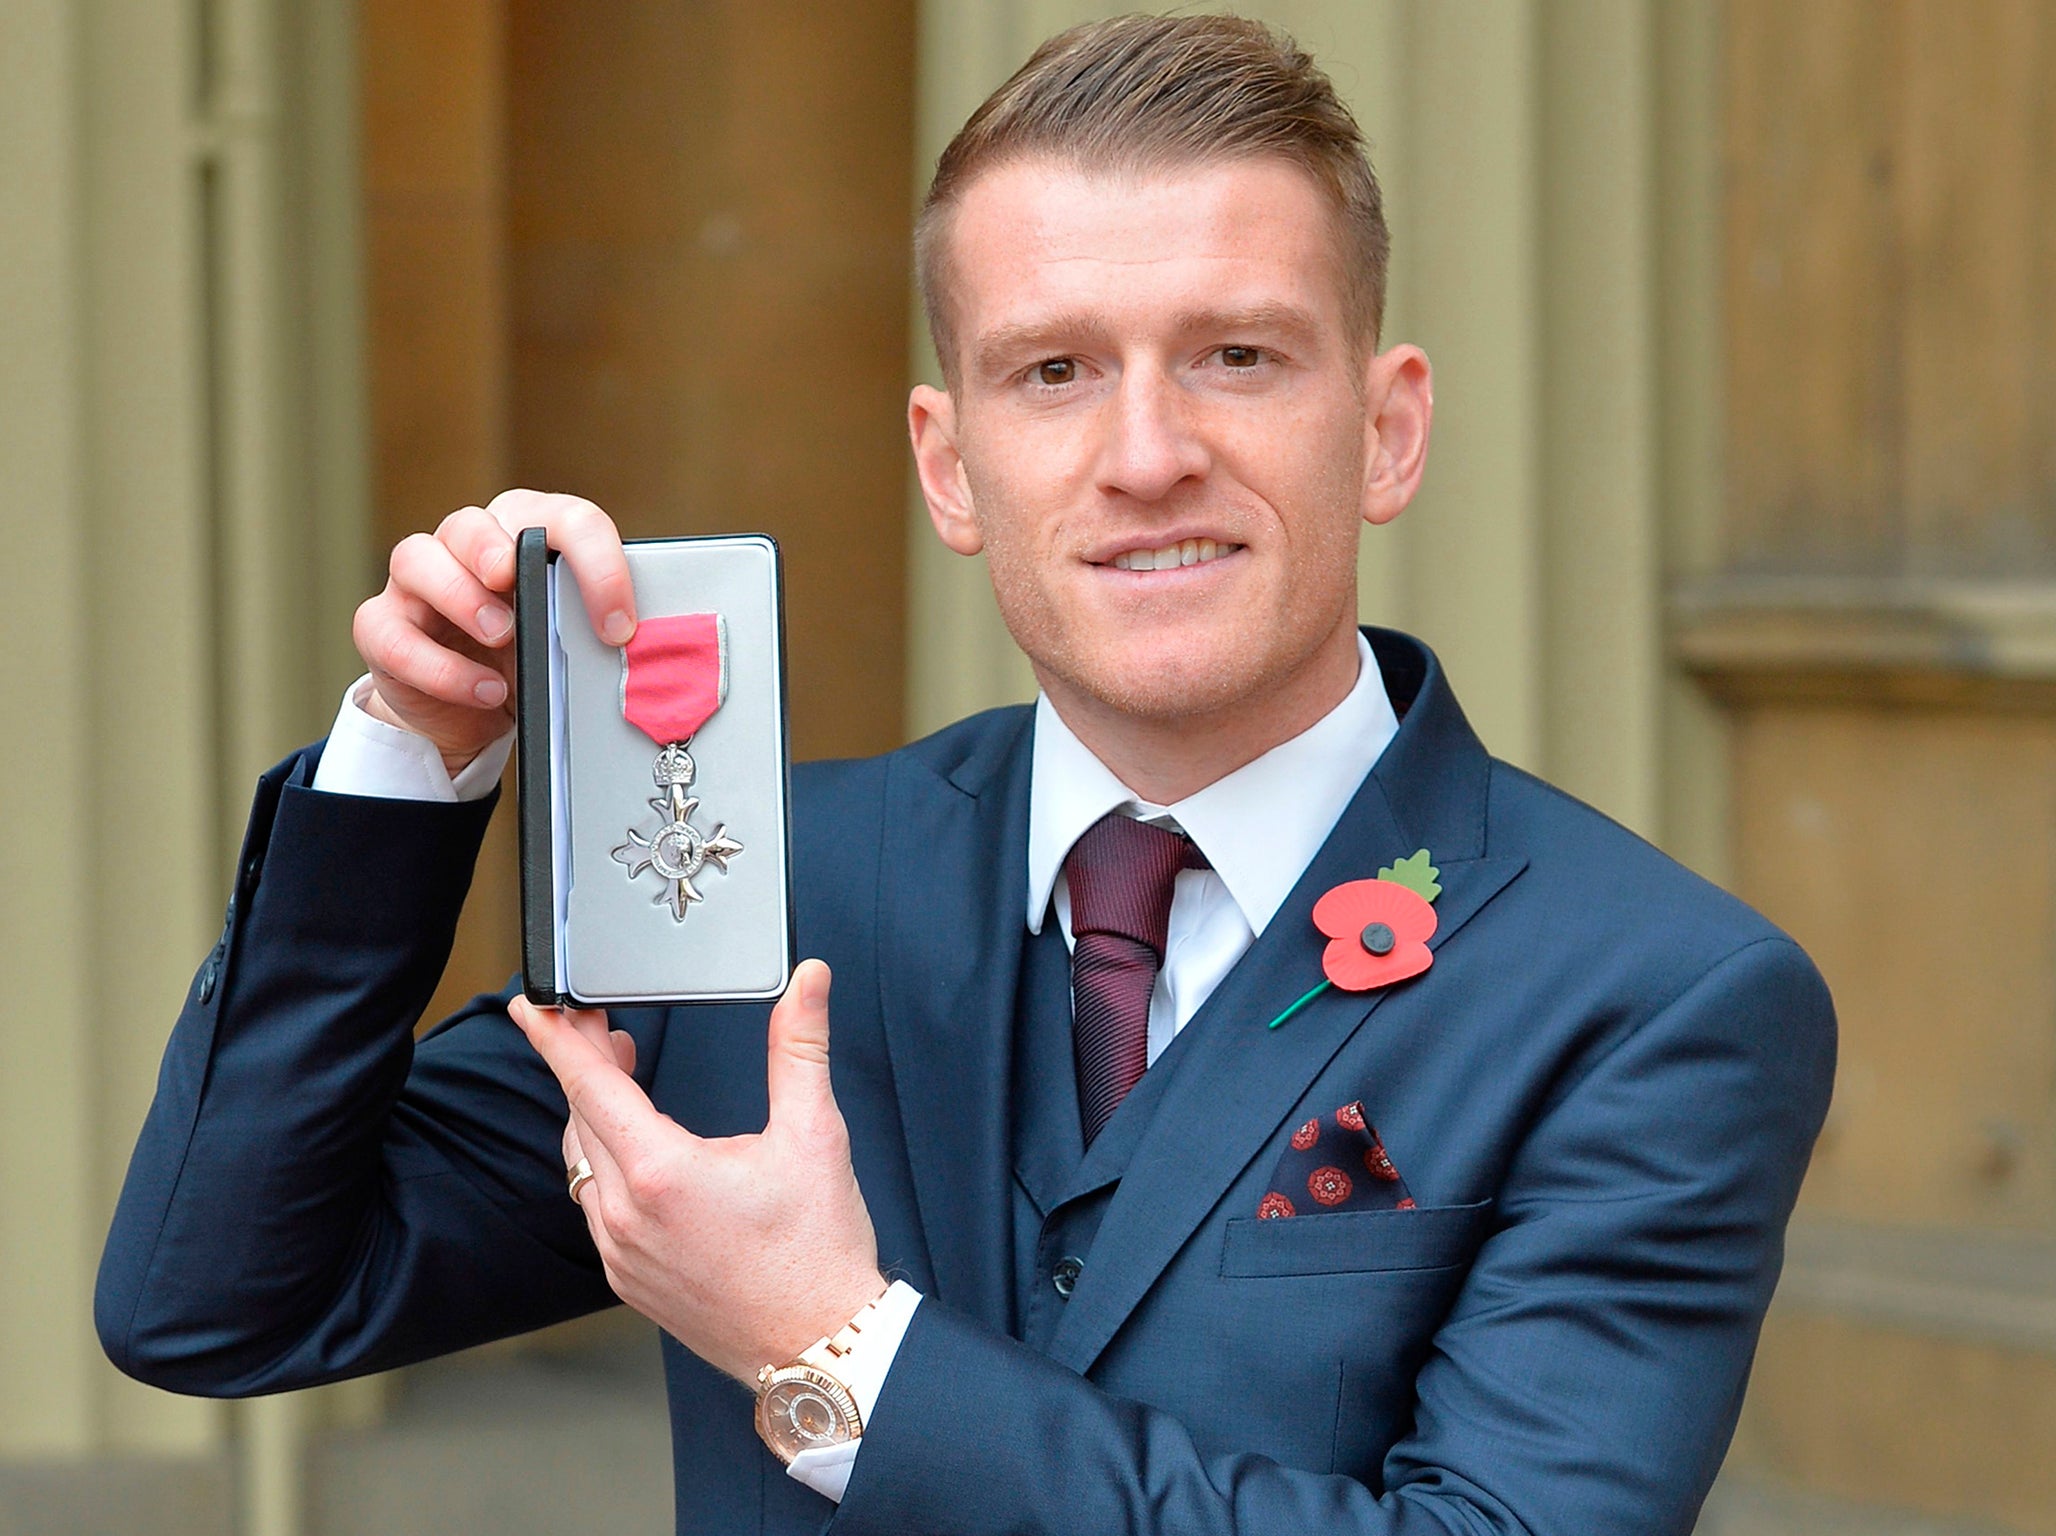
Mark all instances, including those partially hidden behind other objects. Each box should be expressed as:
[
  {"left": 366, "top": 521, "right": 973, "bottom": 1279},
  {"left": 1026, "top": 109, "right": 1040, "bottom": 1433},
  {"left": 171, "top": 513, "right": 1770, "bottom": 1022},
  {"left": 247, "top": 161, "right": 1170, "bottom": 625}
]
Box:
[
  {"left": 947, "top": 155, "right": 1349, "bottom": 336},
  {"left": 951, "top": 155, "right": 1334, "bottom": 259}
]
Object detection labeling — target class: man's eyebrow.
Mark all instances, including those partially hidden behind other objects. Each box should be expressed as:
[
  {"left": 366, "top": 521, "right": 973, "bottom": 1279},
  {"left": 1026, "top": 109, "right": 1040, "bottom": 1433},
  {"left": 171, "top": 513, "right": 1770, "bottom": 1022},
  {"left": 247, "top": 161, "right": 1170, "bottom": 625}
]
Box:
[
  {"left": 1169, "top": 302, "right": 1325, "bottom": 345},
  {"left": 969, "top": 314, "right": 1119, "bottom": 376},
  {"left": 968, "top": 302, "right": 1328, "bottom": 377}
]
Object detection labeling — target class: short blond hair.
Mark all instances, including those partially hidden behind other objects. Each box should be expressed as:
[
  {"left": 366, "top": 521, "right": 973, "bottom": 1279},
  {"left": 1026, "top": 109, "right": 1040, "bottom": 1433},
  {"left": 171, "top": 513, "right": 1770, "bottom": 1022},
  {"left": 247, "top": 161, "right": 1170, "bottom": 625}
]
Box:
[{"left": 916, "top": 13, "right": 1390, "bottom": 387}]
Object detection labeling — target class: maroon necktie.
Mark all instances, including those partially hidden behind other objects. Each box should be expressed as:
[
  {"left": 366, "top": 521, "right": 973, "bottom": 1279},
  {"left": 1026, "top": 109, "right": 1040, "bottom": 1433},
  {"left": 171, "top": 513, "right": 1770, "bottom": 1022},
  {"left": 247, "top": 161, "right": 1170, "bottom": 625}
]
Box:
[{"left": 1064, "top": 813, "right": 1207, "bottom": 1146}]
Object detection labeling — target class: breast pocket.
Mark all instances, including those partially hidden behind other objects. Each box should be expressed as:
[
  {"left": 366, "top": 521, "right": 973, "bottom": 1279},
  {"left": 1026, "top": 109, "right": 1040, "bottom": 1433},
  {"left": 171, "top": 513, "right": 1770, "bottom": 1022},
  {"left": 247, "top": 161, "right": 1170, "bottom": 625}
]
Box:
[{"left": 1218, "top": 1198, "right": 1494, "bottom": 1278}]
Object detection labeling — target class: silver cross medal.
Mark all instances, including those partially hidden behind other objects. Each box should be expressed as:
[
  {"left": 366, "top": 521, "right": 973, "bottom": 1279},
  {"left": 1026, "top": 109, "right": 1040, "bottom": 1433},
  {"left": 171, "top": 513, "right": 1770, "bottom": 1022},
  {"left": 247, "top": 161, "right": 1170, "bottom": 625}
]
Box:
[{"left": 610, "top": 742, "right": 744, "bottom": 921}]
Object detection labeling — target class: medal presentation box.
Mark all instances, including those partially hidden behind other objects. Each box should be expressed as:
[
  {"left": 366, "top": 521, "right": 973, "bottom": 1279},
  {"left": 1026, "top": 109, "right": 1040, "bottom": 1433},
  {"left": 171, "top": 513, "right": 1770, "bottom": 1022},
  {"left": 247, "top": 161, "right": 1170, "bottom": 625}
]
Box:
[{"left": 515, "top": 528, "right": 794, "bottom": 1006}]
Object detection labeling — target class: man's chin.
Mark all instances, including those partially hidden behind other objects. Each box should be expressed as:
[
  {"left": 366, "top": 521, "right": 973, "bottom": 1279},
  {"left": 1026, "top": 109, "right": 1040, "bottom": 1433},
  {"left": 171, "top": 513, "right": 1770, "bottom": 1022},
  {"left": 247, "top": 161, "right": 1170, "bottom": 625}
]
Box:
[
  {"left": 1029, "top": 606, "right": 1360, "bottom": 742},
  {"left": 1050, "top": 654, "right": 1269, "bottom": 727}
]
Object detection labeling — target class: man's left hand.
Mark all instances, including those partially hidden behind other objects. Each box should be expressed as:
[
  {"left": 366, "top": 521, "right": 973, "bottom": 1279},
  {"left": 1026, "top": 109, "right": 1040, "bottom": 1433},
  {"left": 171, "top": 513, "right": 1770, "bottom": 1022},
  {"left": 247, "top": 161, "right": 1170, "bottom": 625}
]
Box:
[{"left": 510, "top": 959, "right": 888, "bottom": 1383}]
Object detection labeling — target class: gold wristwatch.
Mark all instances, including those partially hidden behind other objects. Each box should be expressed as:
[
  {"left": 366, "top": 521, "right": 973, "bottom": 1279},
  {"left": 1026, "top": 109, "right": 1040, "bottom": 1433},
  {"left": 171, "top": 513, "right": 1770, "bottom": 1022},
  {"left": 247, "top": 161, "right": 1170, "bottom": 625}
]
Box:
[{"left": 753, "top": 1289, "right": 891, "bottom": 1465}]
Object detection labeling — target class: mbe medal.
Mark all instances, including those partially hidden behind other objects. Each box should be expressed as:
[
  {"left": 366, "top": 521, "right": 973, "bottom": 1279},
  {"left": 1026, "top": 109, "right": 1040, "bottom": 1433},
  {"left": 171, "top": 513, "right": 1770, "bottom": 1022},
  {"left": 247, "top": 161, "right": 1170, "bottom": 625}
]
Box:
[{"left": 609, "top": 613, "right": 744, "bottom": 920}]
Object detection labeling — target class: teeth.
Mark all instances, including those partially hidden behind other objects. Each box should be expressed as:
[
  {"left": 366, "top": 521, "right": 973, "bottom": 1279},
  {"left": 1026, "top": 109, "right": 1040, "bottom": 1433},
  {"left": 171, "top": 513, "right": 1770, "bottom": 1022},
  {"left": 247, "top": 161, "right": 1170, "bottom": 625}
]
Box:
[{"left": 1111, "top": 538, "right": 1233, "bottom": 571}]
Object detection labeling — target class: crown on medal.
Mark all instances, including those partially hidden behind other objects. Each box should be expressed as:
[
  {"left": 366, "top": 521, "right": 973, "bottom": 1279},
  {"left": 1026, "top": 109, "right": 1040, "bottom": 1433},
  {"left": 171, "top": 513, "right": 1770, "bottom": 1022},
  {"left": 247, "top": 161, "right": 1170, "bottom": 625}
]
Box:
[{"left": 653, "top": 743, "right": 696, "bottom": 788}]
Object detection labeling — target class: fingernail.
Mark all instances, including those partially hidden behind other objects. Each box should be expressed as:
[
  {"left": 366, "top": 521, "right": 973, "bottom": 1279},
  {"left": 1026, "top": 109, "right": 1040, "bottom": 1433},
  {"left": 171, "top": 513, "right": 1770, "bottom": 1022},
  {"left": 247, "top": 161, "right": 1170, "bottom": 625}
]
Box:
[
  {"left": 801, "top": 963, "right": 829, "bottom": 1007},
  {"left": 477, "top": 603, "right": 512, "bottom": 641},
  {"left": 602, "top": 611, "right": 634, "bottom": 645},
  {"left": 474, "top": 676, "right": 507, "bottom": 706}
]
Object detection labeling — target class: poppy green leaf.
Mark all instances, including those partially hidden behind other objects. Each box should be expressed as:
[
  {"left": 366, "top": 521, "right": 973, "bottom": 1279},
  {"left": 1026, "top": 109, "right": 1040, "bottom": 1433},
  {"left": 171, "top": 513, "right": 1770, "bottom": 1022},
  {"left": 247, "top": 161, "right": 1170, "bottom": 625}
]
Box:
[{"left": 1377, "top": 848, "right": 1441, "bottom": 903}]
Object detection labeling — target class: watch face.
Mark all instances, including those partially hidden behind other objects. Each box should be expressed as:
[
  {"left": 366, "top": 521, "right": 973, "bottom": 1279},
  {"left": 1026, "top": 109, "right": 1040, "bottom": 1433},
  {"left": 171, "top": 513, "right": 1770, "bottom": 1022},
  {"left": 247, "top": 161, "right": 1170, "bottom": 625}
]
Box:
[{"left": 755, "top": 1366, "right": 860, "bottom": 1464}]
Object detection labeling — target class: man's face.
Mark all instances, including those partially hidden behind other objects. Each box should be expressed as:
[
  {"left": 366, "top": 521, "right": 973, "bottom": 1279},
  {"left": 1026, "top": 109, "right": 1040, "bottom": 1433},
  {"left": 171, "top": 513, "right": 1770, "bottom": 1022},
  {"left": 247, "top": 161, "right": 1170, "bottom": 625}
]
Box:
[{"left": 913, "top": 156, "right": 1406, "bottom": 728}]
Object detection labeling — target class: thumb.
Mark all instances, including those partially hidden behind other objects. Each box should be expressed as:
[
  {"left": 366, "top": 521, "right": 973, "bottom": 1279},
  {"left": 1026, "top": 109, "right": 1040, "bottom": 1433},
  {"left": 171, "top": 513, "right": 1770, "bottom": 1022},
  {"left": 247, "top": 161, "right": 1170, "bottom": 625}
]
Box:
[{"left": 766, "top": 959, "right": 837, "bottom": 1134}]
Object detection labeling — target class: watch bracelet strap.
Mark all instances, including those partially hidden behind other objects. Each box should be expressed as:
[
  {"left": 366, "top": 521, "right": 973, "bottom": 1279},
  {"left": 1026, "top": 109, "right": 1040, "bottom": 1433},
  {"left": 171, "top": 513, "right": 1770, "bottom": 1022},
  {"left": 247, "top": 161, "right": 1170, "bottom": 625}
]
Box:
[{"left": 795, "top": 1283, "right": 894, "bottom": 1375}]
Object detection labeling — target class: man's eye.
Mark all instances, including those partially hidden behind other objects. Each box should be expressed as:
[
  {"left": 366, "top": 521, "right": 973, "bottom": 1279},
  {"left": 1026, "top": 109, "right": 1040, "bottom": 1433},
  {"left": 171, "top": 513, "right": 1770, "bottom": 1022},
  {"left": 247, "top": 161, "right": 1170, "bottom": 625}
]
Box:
[
  {"left": 1034, "top": 358, "right": 1076, "bottom": 386},
  {"left": 1220, "top": 346, "right": 1263, "bottom": 369}
]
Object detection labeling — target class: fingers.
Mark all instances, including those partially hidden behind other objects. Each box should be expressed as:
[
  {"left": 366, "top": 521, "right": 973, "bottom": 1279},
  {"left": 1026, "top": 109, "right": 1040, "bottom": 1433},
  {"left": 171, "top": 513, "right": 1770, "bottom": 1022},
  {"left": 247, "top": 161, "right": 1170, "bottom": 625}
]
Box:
[
  {"left": 354, "top": 588, "right": 510, "bottom": 709},
  {"left": 561, "top": 1114, "right": 620, "bottom": 1227},
  {"left": 391, "top": 529, "right": 510, "bottom": 646},
  {"left": 354, "top": 488, "right": 636, "bottom": 739},
  {"left": 356, "top": 505, "right": 523, "bottom": 714},
  {"left": 552, "top": 1006, "right": 630, "bottom": 1192},
  {"left": 562, "top": 1116, "right": 583, "bottom": 1180},
  {"left": 511, "top": 996, "right": 682, "bottom": 1182},
  {"left": 435, "top": 504, "right": 520, "bottom": 594},
  {"left": 483, "top": 489, "right": 637, "bottom": 646},
  {"left": 548, "top": 1004, "right": 634, "bottom": 1075},
  {"left": 555, "top": 1000, "right": 613, "bottom": 1053},
  {"left": 511, "top": 995, "right": 614, "bottom": 1080},
  {"left": 511, "top": 996, "right": 630, "bottom": 1228},
  {"left": 765, "top": 960, "right": 840, "bottom": 1139},
  {"left": 567, "top": 1097, "right": 626, "bottom": 1216}
]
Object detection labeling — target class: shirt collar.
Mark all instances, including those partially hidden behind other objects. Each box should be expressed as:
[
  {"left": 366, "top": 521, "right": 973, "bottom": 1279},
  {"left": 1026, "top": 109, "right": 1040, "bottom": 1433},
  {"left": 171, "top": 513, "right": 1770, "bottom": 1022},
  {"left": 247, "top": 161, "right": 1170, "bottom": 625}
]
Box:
[{"left": 1027, "top": 632, "right": 1400, "bottom": 936}]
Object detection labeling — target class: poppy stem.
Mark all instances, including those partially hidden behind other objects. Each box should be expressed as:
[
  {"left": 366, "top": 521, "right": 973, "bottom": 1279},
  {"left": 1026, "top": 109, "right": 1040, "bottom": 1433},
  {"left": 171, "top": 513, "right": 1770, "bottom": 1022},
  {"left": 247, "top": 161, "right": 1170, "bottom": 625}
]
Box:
[{"left": 1267, "top": 979, "right": 1332, "bottom": 1031}]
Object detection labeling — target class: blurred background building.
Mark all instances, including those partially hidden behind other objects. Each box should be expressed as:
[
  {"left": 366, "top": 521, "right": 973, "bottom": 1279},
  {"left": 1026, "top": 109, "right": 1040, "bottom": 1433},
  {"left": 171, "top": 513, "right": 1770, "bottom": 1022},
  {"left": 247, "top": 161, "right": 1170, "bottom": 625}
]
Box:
[{"left": 3, "top": 1, "right": 2052, "bottom": 1532}]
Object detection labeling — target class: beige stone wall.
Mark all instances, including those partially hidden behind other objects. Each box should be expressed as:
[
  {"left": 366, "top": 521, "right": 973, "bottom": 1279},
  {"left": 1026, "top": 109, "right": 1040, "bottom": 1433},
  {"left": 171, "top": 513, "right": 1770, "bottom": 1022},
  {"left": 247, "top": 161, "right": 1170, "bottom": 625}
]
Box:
[
  {"left": 0, "top": 0, "right": 1719, "bottom": 1527},
  {"left": 27, "top": 3, "right": 1955, "bottom": 1531},
  {"left": 1, "top": 0, "right": 1730, "bottom": 1529},
  {"left": 0, "top": 0, "right": 367, "bottom": 1530}
]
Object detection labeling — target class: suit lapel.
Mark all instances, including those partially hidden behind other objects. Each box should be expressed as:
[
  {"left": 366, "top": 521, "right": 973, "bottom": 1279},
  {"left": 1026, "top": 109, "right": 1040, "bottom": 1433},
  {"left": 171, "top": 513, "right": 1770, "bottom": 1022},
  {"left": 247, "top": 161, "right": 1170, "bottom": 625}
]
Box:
[
  {"left": 1048, "top": 632, "right": 1527, "bottom": 1374},
  {"left": 874, "top": 710, "right": 1034, "bottom": 1331}
]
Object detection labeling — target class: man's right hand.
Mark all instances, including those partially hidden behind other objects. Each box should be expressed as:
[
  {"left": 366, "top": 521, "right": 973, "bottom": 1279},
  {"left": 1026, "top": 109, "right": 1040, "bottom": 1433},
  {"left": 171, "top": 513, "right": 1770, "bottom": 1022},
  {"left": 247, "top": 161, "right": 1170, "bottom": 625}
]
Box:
[{"left": 352, "top": 489, "right": 638, "bottom": 776}]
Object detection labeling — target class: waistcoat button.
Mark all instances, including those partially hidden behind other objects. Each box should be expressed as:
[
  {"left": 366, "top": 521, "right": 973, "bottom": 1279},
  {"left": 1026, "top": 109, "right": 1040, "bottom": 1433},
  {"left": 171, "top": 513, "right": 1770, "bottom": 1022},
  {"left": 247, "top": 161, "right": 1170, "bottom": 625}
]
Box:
[{"left": 1051, "top": 1255, "right": 1084, "bottom": 1298}]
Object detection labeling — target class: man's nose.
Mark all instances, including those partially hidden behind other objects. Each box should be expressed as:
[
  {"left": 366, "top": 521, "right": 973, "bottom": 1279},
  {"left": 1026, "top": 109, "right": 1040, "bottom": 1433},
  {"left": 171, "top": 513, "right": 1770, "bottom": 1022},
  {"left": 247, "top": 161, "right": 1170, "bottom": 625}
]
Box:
[{"left": 1096, "top": 367, "right": 1209, "bottom": 502}]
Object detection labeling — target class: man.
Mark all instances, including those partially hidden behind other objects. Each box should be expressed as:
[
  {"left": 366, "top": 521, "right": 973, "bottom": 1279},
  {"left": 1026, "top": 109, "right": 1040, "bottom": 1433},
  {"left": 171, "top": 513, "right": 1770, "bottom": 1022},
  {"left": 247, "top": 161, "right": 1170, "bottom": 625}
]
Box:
[{"left": 99, "top": 16, "right": 1834, "bottom": 1535}]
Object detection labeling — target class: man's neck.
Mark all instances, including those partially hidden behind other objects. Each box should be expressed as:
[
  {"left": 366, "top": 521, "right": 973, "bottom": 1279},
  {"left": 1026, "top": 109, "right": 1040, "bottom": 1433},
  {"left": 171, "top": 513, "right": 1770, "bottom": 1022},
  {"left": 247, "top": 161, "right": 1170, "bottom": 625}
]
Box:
[{"left": 1037, "top": 623, "right": 1364, "bottom": 805}]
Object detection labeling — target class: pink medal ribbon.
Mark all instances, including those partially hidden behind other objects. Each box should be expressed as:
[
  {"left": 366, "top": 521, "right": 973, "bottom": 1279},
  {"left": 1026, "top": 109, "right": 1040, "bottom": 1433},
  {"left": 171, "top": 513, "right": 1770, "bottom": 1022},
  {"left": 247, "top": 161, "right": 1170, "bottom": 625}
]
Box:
[
  {"left": 608, "top": 613, "right": 745, "bottom": 922},
  {"left": 619, "top": 612, "right": 728, "bottom": 746}
]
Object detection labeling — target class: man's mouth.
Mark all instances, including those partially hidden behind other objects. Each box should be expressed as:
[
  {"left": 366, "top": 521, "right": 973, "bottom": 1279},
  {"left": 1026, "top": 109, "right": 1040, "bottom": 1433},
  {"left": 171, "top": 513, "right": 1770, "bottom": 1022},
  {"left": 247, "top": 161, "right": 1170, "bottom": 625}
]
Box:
[{"left": 1106, "top": 538, "right": 1244, "bottom": 571}]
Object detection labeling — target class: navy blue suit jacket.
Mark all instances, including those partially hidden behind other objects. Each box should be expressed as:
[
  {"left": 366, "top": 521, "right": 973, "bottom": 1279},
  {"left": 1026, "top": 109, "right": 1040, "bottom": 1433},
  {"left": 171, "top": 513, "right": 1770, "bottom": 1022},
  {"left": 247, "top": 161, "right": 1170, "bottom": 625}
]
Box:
[{"left": 99, "top": 630, "right": 1835, "bottom": 1535}]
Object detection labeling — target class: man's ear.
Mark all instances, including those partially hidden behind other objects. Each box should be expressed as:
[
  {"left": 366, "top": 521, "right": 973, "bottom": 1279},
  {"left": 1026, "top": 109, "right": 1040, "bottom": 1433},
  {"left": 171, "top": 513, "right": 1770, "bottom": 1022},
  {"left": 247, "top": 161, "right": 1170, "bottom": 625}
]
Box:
[
  {"left": 909, "top": 385, "right": 982, "bottom": 555},
  {"left": 1360, "top": 345, "right": 1432, "bottom": 528}
]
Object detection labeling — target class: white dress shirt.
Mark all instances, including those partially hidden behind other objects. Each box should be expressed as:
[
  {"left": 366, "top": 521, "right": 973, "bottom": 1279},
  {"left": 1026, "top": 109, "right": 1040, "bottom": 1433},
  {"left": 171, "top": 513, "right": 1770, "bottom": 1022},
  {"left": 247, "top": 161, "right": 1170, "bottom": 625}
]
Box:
[
  {"left": 309, "top": 633, "right": 1398, "bottom": 1500},
  {"left": 312, "top": 676, "right": 515, "bottom": 802},
  {"left": 1027, "top": 632, "right": 1400, "bottom": 1064}
]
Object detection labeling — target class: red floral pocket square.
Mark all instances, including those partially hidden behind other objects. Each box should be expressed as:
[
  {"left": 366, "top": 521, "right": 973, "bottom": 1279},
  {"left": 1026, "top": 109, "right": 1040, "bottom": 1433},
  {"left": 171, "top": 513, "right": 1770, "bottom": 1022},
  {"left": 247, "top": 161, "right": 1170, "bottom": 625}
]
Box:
[{"left": 1256, "top": 1101, "right": 1416, "bottom": 1218}]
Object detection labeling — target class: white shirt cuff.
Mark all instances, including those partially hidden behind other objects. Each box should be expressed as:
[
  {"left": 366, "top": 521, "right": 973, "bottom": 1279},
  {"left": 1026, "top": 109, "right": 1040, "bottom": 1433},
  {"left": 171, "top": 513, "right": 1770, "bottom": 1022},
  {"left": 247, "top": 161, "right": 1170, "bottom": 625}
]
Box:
[
  {"left": 309, "top": 675, "right": 513, "bottom": 803},
  {"left": 784, "top": 1280, "right": 923, "bottom": 1503}
]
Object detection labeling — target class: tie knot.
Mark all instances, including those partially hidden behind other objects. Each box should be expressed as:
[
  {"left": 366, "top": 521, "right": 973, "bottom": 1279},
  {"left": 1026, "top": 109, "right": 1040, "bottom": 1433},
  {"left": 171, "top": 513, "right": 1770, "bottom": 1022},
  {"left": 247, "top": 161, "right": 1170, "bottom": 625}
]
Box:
[{"left": 1063, "top": 813, "right": 1207, "bottom": 956}]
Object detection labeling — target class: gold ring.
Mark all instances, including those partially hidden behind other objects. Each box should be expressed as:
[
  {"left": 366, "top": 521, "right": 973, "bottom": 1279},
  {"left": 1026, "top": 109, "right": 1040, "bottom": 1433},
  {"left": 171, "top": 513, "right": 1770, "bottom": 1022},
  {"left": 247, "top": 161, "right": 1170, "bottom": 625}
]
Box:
[{"left": 566, "top": 1157, "right": 595, "bottom": 1204}]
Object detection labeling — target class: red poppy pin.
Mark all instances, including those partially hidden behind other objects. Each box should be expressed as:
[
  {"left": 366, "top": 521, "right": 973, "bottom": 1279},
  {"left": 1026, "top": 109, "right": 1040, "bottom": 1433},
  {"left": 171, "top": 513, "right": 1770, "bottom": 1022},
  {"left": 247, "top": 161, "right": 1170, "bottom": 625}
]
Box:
[{"left": 1268, "top": 849, "right": 1441, "bottom": 1030}]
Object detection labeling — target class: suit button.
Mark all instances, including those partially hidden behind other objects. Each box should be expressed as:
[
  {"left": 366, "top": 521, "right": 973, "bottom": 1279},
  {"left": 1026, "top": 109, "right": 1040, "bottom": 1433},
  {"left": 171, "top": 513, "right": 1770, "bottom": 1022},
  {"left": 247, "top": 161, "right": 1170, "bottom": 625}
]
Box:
[
  {"left": 1051, "top": 1255, "right": 1083, "bottom": 1298},
  {"left": 196, "top": 956, "right": 219, "bottom": 1004}
]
